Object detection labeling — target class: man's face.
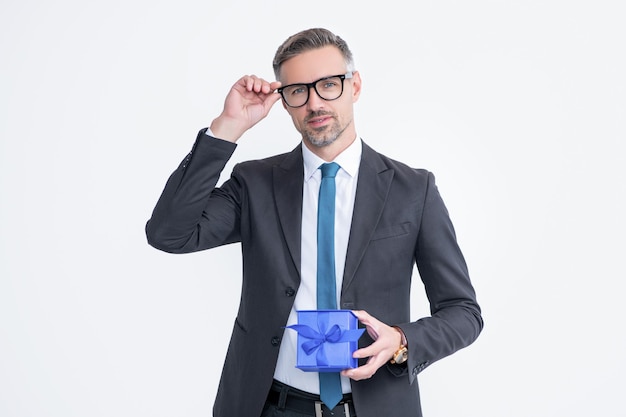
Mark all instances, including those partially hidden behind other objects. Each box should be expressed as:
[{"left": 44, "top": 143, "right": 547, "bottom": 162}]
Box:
[{"left": 278, "top": 46, "right": 361, "bottom": 150}]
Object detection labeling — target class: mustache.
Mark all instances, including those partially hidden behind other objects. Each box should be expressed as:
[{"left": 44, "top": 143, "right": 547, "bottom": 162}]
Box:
[{"left": 304, "top": 111, "right": 335, "bottom": 122}]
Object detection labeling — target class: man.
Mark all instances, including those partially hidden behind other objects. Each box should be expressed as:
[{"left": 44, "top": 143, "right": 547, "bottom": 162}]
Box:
[{"left": 146, "top": 28, "right": 483, "bottom": 417}]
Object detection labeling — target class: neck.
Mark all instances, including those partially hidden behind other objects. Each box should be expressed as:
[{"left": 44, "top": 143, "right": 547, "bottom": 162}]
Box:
[
  {"left": 303, "top": 124, "right": 358, "bottom": 162},
  {"left": 304, "top": 137, "right": 356, "bottom": 162}
]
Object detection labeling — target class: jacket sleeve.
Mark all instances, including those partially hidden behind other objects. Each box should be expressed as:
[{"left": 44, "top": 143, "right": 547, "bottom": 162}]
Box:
[
  {"left": 145, "top": 129, "right": 242, "bottom": 254},
  {"left": 394, "top": 171, "right": 483, "bottom": 383}
]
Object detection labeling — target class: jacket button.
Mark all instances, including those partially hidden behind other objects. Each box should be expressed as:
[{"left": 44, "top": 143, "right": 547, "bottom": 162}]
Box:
[
  {"left": 271, "top": 336, "right": 281, "bottom": 346},
  {"left": 285, "top": 287, "right": 296, "bottom": 297}
]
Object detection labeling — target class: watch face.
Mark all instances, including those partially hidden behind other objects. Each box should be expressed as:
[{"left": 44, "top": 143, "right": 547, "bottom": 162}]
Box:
[{"left": 392, "top": 347, "right": 408, "bottom": 364}]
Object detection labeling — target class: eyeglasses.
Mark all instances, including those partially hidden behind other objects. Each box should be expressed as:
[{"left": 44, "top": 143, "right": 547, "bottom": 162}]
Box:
[{"left": 277, "top": 72, "right": 353, "bottom": 108}]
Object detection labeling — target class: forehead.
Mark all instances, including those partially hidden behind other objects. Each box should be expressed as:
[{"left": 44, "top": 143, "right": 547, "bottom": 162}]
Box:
[{"left": 279, "top": 46, "right": 347, "bottom": 84}]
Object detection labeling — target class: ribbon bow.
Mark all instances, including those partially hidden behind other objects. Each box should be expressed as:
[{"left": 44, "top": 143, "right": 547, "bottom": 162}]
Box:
[{"left": 287, "top": 313, "right": 365, "bottom": 367}]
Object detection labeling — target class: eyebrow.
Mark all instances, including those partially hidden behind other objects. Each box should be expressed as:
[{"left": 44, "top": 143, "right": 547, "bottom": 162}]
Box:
[
  {"left": 288, "top": 74, "right": 351, "bottom": 89},
  {"left": 282, "top": 71, "right": 349, "bottom": 85}
]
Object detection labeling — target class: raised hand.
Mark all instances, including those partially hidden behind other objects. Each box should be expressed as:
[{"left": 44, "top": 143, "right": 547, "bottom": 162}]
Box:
[{"left": 210, "top": 75, "right": 282, "bottom": 142}]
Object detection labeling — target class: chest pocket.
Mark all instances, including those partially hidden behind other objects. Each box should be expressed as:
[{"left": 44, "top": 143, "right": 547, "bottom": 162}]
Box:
[{"left": 370, "top": 222, "right": 411, "bottom": 241}]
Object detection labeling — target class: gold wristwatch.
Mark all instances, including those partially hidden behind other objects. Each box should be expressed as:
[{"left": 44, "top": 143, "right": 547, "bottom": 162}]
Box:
[{"left": 390, "top": 326, "right": 408, "bottom": 365}]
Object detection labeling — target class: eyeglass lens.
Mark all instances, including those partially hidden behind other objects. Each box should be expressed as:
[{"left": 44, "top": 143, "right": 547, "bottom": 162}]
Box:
[{"left": 281, "top": 76, "right": 344, "bottom": 107}]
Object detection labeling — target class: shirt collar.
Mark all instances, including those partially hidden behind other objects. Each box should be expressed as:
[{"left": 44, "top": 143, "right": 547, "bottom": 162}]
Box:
[{"left": 302, "top": 135, "right": 362, "bottom": 182}]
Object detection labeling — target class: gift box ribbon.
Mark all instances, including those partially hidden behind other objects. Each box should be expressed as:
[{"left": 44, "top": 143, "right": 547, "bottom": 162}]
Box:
[{"left": 286, "top": 313, "right": 365, "bottom": 366}]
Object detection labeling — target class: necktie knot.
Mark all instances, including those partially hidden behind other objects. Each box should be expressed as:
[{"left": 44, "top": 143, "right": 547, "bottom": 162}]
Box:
[{"left": 320, "top": 162, "right": 340, "bottom": 179}]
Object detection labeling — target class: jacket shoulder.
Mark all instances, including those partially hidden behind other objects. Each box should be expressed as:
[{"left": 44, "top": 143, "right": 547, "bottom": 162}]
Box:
[
  {"left": 363, "top": 142, "right": 432, "bottom": 183},
  {"left": 233, "top": 147, "right": 301, "bottom": 175}
]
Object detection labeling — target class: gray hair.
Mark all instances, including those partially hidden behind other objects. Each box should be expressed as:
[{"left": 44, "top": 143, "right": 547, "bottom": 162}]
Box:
[{"left": 272, "top": 28, "right": 355, "bottom": 80}]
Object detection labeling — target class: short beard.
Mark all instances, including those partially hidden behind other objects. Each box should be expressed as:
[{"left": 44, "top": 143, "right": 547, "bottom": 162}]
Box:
[{"left": 302, "top": 112, "right": 350, "bottom": 148}]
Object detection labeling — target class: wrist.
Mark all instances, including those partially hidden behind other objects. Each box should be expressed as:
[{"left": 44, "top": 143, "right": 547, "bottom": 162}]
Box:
[
  {"left": 392, "top": 326, "right": 407, "bottom": 347},
  {"left": 390, "top": 326, "right": 408, "bottom": 365},
  {"left": 209, "top": 116, "right": 246, "bottom": 143}
]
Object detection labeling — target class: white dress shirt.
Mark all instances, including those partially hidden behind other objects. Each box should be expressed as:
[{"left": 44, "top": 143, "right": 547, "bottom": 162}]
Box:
[
  {"left": 273, "top": 137, "right": 362, "bottom": 394},
  {"left": 205, "top": 129, "right": 362, "bottom": 394}
]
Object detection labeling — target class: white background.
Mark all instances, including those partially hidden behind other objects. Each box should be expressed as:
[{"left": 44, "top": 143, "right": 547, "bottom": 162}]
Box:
[{"left": 1, "top": 1, "right": 625, "bottom": 416}]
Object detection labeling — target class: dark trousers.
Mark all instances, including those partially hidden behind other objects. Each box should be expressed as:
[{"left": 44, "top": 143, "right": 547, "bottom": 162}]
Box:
[
  {"left": 261, "top": 380, "right": 356, "bottom": 417},
  {"left": 260, "top": 402, "right": 316, "bottom": 417}
]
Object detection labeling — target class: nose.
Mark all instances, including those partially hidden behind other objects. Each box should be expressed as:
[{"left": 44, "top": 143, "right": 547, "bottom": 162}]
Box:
[{"left": 306, "top": 85, "right": 325, "bottom": 110}]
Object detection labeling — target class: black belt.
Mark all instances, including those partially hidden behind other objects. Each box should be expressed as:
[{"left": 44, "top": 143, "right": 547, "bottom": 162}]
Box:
[{"left": 267, "top": 380, "right": 356, "bottom": 417}]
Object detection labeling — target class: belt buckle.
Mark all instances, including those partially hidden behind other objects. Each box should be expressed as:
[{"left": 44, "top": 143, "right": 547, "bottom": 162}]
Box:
[{"left": 314, "top": 401, "right": 350, "bottom": 417}]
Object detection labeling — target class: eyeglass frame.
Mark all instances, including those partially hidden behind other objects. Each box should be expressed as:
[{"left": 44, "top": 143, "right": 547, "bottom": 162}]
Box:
[{"left": 277, "top": 72, "right": 354, "bottom": 108}]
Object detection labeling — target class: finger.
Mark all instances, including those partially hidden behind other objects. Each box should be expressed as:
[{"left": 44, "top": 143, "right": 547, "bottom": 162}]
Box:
[
  {"left": 252, "top": 76, "right": 264, "bottom": 93},
  {"left": 260, "top": 79, "right": 282, "bottom": 94},
  {"left": 242, "top": 75, "right": 256, "bottom": 91},
  {"left": 354, "top": 338, "right": 395, "bottom": 362},
  {"left": 351, "top": 309, "right": 368, "bottom": 321},
  {"left": 352, "top": 309, "right": 376, "bottom": 327},
  {"left": 352, "top": 310, "right": 381, "bottom": 340},
  {"left": 237, "top": 76, "right": 280, "bottom": 95},
  {"left": 265, "top": 91, "right": 282, "bottom": 106},
  {"left": 260, "top": 81, "right": 279, "bottom": 95},
  {"left": 352, "top": 343, "right": 380, "bottom": 359},
  {"left": 341, "top": 358, "right": 383, "bottom": 381},
  {"left": 253, "top": 76, "right": 273, "bottom": 94},
  {"left": 241, "top": 75, "right": 260, "bottom": 91}
]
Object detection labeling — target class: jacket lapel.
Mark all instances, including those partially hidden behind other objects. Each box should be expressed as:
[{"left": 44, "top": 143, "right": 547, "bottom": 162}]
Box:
[
  {"left": 273, "top": 145, "right": 304, "bottom": 280},
  {"left": 342, "top": 142, "right": 394, "bottom": 293},
  {"left": 272, "top": 141, "right": 393, "bottom": 291}
]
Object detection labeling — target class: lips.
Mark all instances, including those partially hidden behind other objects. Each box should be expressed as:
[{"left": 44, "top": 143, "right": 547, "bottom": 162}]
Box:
[
  {"left": 306, "top": 113, "right": 334, "bottom": 127},
  {"left": 308, "top": 116, "right": 331, "bottom": 126}
]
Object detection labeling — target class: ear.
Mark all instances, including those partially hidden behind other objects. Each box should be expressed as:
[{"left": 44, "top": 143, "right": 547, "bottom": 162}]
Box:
[{"left": 351, "top": 71, "right": 362, "bottom": 103}]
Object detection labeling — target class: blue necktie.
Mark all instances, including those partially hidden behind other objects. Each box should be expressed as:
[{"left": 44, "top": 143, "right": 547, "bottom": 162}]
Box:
[{"left": 317, "top": 162, "right": 343, "bottom": 410}]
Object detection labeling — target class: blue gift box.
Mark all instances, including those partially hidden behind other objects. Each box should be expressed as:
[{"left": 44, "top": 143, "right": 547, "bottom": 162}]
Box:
[{"left": 286, "top": 310, "right": 365, "bottom": 372}]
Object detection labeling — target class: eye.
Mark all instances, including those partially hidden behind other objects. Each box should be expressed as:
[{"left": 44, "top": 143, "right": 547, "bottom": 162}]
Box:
[
  {"left": 318, "top": 77, "right": 342, "bottom": 91},
  {"left": 287, "top": 86, "right": 306, "bottom": 96}
]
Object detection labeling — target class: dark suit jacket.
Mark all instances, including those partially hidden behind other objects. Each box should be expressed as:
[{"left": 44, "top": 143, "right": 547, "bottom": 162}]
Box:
[{"left": 146, "top": 129, "right": 483, "bottom": 417}]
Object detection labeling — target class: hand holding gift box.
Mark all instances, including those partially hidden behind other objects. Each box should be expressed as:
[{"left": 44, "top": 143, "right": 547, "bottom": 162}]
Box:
[{"left": 286, "top": 310, "right": 365, "bottom": 372}]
